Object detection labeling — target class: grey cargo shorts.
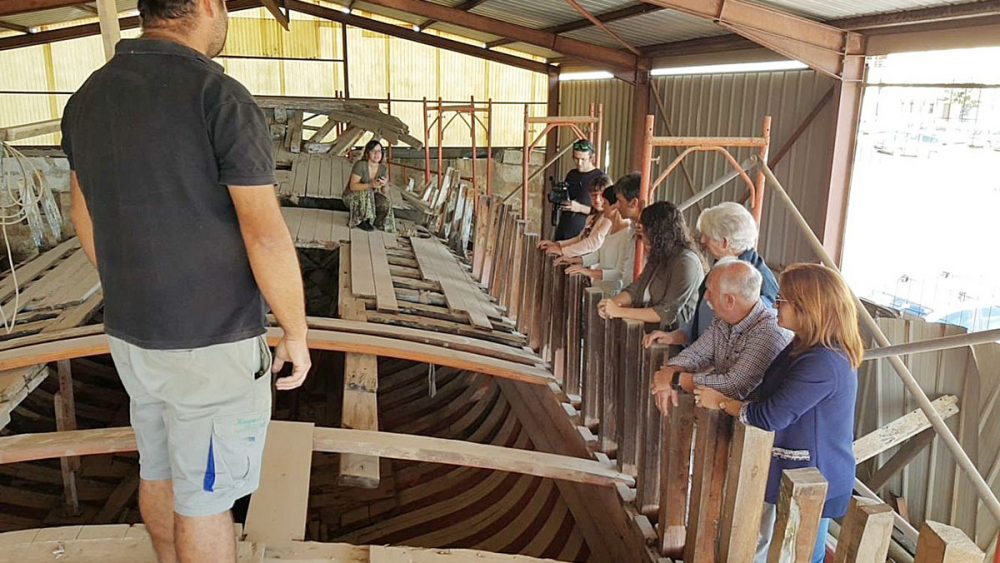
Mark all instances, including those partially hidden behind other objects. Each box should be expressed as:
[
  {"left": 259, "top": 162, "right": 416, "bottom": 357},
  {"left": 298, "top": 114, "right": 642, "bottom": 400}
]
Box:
[{"left": 108, "top": 334, "right": 272, "bottom": 517}]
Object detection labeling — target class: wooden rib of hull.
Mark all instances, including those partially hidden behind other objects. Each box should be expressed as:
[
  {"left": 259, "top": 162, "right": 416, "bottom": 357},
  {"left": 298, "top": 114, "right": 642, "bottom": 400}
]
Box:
[{"left": 0, "top": 326, "right": 552, "bottom": 385}]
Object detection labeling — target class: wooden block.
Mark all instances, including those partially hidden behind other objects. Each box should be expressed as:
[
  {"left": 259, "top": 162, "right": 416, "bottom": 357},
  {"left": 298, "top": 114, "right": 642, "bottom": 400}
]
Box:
[
  {"left": 245, "top": 421, "right": 315, "bottom": 542},
  {"left": 369, "top": 232, "right": 399, "bottom": 312},
  {"left": 659, "top": 393, "right": 696, "bottom": 557},
  {"left": 598, "top": 317, "right": 619, "bottom": 455},
  {"left": 833, "top": 497, "right": 895, "bottom": 563},
  {"left": 684, "top": 409, "right": 732, "bottom": 563},
  {"left": 616, "top": 319, "right": 644, "bottom": 477},
  {"left": 768, "top": 468, "right": 829, "bottom": 563},
  {"left": 581, "top": 288, "right": 604, "bottom": 429},
  {"left": 350, "top": 232, "right": 377, "bottom": 299},
  {"left": 914, "top": 521, "right": 985, "bottom": 563},
  {"left": 339, "top": 353, "right": 380, "bottom": 489},
  {"left": 720, "top": 422, "right": 775, "bottom": 563}
]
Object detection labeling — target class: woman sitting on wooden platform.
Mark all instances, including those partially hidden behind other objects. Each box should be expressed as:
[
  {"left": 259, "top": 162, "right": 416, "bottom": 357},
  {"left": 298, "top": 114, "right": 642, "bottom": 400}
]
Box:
[
  {"left": 344, "top": 139, "right": 396, "bottom": 232},
  {"left": 693, "top": 264, "right": 863, "bottom": 563},
  {"left": 596, "top": 195, "right": 704, "bottom": 332}
]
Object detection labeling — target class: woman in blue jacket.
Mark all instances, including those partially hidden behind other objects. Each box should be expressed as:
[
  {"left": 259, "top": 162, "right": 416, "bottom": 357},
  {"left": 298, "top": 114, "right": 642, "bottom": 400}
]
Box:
[{"left": 693, "top": 263, "right": 864, "bottom": 563}]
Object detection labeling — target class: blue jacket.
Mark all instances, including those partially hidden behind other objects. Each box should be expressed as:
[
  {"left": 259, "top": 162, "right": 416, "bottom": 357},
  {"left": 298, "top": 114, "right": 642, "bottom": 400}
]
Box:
[{"left": 741, "top": 344, "right": 857, "bottom": 518}]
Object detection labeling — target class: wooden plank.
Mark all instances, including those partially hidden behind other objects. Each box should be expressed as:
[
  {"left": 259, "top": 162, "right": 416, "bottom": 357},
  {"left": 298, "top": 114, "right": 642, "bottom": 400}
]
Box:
[
  {"left": 329, "top": 125, "right": 365, "bottom": 156},
  {"left": 291, "top": 157, "right": 310, "bottom": 198},
  {"left": 314, "top": 427, "right": 633, "bottom": 487},
  {"left": 472, "top": 196, "right": 489, "bottom": 278},
  {"left": 684, "top": 409, "right": 732, "bottom": 563},
  {"left": 658, "top": 393, "right": 696, "bottom": 557},
  {"left": 339, "top": 353, "right": 380, "bottom": 488},
  {"left": 316, "top": 156, "right": 334, "bottom": 199},
  {"left": 0, "top": 365, "right": 49, "bottom": 430},
  {"left": 368, "top": 232, "right": 399, "bottom": 313},
  {"left": 245, "top": 421, "right": 315, "bottom": 542},
  {"left": 617, "top": 319, "right": 644, "bottom": 476},
  {"left": 720, "top": 422, "right": 775, "bottom": 563},
  {"left": 853, "top": 394, "right": 959, "bottom": 464},
  {"left": 41, "top": 291, "right": 103, "bottom": 332},
  {"left": 0, "top": 327, "right": 555, "bottom": 385},
  {"left": 914, "top": 521, "right": 986, "bottom": 563},
  {"left": 581, "top": 287, "right": 604, "bottom": 429},
  {"left": 410, "top": 237, "right": 493, "bottom": 329},
  {"left": 635, "top": 344, "right": 665, "bottom": 516},
  {"left": 287, "top": 110, "right": 303, "bottom": 153},
  {"left": 549, "top": 262, "right": 568, "bottom": 385},
  {"left": 369, "top": 544, "right": 563, "bottom": 562},
  {"left": 833, "top": 497, "right": 895, "bottom": 563},
  {"left": 93, "top": 471, "right": 139, "bottom": 523},
  {"left": 306, "top": 154, "right": 322, "bottom": 198},
  {"left": 768, "top": 468, "right": 829, "bottom": 563},
  {"left": 350, "top": 231, "right": 377, "bottom": 299},
  {"left": 599, "top": 318, "right": 620, "bottom": 455},
  {"left": 480, "top": 201, "right": 503, "bottom": 285},
  {"left": 0, "top": 238, "right": 80, "bottom": 304}
]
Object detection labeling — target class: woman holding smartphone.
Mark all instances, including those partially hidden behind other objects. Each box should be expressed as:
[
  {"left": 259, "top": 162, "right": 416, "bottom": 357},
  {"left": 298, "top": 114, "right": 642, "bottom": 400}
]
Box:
[{"left": 344, "top": 139, "right": 396, "bottom": 232}]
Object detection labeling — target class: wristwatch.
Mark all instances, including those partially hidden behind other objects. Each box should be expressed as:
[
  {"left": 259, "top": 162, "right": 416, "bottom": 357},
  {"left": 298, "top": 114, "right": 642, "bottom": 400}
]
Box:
[{"left": 670, "top": 371, "right": 683, "bottom": 391}]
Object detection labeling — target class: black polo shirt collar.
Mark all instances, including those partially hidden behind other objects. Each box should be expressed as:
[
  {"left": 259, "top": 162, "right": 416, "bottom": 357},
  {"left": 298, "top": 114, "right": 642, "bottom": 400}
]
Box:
[{"left": 115, "top": 38, "right": 224, "bottom": 74}]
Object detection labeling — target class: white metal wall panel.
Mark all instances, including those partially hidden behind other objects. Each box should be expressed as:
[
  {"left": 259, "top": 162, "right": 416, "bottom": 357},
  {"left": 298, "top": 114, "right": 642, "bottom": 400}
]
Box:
[{"left": 557, "top": 78, "right": 634, "bottom": 180}]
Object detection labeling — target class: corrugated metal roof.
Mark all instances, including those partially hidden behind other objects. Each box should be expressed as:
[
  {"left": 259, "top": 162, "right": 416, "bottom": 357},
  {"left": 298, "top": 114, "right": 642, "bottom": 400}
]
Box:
[
  {"left": 562, "top": 8, "right": 724, "bottom": 48},
  {"left": 758, "top": 0, "right": 970, "bottom": 21},
  {"left": 0, "top": 0, "right": 985, "bottom": 67},
  {"left": 0, "top": 0, "right": 135, "bottom": 30}
]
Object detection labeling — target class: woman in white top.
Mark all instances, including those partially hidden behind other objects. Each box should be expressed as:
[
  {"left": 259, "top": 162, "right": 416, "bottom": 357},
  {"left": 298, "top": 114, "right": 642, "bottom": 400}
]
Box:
[
  {"left": 538, "top": 174, "right": 613, "bottom": 258},
  {"left": 558, "top": 186, "right": 634, "bottom": 294}
]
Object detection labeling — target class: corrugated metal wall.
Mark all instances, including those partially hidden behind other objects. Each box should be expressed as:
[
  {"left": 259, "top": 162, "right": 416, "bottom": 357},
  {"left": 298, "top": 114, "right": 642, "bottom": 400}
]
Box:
[
  {"left": 0, "top": 10, "right": 546, "bottom": 147},
  {"left": 558, "top": 78, "right": 634, "bottom": 179},
  {"left": 559, "top": 69, "right": 837, "bottom": 267}
]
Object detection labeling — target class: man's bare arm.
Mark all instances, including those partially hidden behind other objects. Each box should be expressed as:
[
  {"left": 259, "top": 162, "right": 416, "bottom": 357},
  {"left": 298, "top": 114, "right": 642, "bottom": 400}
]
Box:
[
  {"left": 69, "top": 172, "right": 97, "bottom": 266},
  {"left": 229, "top": 186, "right": 311, "bottom": 390}
]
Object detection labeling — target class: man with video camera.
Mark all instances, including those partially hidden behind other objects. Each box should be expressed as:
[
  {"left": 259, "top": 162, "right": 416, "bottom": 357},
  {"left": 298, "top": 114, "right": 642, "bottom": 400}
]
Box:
[{"left": 553, "top": 139, "right": 605, "bottom": 241}]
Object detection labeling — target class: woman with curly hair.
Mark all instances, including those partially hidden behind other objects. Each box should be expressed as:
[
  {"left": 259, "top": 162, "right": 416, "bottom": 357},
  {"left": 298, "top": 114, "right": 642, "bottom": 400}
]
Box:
[
  {"left": 693, "top": 263, "right": 864, "bottom": 563},
  {"left": 343, "top": 139, "right": 396, "bottom": 232},
  {"left": 597, "top": 181, "right": 704, "bottom": 332}
]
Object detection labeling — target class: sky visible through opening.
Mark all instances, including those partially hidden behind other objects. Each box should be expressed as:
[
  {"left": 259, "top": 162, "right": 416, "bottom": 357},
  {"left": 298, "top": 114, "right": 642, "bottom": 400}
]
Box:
[{"left": 841, "top": 47, "right": 1000, "bottom": 331}]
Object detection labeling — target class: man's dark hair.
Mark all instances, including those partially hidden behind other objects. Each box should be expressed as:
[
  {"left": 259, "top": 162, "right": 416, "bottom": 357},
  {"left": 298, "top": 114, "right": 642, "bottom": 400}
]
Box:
[
  {"left": 613, "top": 172, "right": 641, "bottom": 202},
  {"left": 138, "top": 0, "right": 198, "bottom": 25},
  {"left": 601, "top": 186, "right": 617, "bottom": 206},
  {"left": 572, "top": 139, "right": 594, "bottom": 154}
]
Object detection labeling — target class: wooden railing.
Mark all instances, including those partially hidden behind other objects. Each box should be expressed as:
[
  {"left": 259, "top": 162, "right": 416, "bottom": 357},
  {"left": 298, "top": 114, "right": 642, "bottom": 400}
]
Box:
[{"left": 471, "top": 195, "right": 986, "bottom": 563}]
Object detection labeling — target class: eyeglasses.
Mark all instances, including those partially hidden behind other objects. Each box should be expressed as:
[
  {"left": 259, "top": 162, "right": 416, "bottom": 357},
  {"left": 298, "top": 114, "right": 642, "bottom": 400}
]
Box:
[{"left": 775, "top": 295, "right": 789, "bottom": 306}]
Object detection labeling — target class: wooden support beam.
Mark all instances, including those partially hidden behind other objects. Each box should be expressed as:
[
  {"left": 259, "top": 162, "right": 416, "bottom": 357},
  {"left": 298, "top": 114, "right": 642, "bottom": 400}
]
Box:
[
  {"left": 598, "top": 318, "right": 620, "bottom": 455},
  {"left": 53, "top": 360, "right": 80, "bottom": 514},
  {"left": 338, "top": 245, "right": 380, "bottom": 489},
  {"left": 865, "top": 427, "right": 936, "bottom": 491},
  {"left": 357, "top": 0, "right": 640, "bottom": 71},
  {"left": 640, "top": 0, "right": 864, "bottom": 80},
  {"left": 853, "top": 395, "right": 958, "bottom": 464},
  {"left": 95, "top": 0, "right": 120, "bottom": 61},
  {"left": 913, "top": 521, "right": 985, "bottom": 563},
  {"left": 245, "top": 421, "right": 314, "bottom": 542},
  {"left": 580, "top": 287, "right": 603, "bottom": 429},
  {"left": 616, "top": 319, "right": 643, "bottom": 476},
  {"left": 260, "top": 0, "right": 290, "bottom": 30},
  {"left": 285, "top": 0, "right": 552, "bottom": 75},
  {"left": 684, "top": 409, "right": 732, "bottom": 563},
  {"left": 768, "top": 468, "right": 829, "bottom": 563},
  {"left": 0, "top": 118, "right": 61, "bottom": 142},
  {"left": 833, "top": 497, "right": 895, "bottom": 563},
  {"left": 0, "top": 425, "right": 633, "bottom": 487},
  {"left": 720, "top": 422, "right": 774, "bottom": 562},
  {"left": 0, "top": 21, "right": 31, "bottom": 33},
  {"left": 635, "top": 343, "right": 665, "bottom": 516},
  {"left": 314, "top": 426, "right": 634, "bottom": 487},
  {"left": 415, "top": 0, "right": 488, "bottom": 32},
  {"left": 821, "top": 74, "right": 864, "bottom": 265},
  {"left": 658, "top": 393, "right": 695, "bottom": 557}
]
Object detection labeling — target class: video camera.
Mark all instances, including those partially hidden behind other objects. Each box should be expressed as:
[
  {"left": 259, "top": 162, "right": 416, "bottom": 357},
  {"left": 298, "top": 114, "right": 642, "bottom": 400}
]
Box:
[{"left": 548, "top": 176, "right": 571, "bottom": 226}]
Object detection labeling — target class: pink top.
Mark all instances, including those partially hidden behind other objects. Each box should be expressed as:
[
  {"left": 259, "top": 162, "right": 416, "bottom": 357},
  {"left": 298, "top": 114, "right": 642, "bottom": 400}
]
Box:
[{"left": 559, "top": 215, "right": 612, "bottom": 258}]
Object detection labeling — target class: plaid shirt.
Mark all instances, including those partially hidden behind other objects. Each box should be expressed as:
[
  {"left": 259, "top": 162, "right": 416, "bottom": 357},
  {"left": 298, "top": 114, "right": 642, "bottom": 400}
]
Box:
[{"left": 667, "top": 300, "right": 792, "bottom": 399}]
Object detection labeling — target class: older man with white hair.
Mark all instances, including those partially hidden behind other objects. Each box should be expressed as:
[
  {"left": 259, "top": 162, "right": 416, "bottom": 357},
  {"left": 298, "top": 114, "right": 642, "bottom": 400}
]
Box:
[
  {"left": 650, "top": 259, "right": 791, "bottom": 414},
  {"left": 644, "top": 201, "right": 778, "bottom": 349}
]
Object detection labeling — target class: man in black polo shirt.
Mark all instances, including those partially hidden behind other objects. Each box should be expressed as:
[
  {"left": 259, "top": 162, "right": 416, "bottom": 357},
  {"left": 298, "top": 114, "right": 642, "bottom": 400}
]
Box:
[
  {"left": 61, "top": 0, "right": 310, "bottom": 561},
  {"left": 553, "top": 139, "right": 604, "bottom": 241}
]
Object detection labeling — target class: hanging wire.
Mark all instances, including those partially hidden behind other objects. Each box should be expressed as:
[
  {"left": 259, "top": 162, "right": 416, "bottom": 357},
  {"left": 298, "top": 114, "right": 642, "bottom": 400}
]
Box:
[{"left": 0, "top": 140, "right": 64, "bottom": 334}]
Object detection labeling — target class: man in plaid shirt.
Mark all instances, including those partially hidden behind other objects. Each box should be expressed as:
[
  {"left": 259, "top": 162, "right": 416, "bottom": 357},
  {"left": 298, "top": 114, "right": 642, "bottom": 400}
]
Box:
[{"left": 651, "top": 258, "right": 792, "bottom": 414}]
